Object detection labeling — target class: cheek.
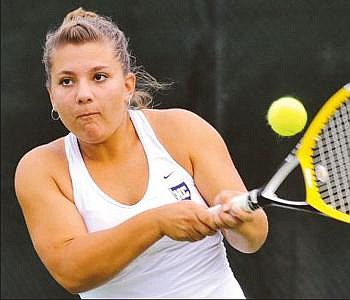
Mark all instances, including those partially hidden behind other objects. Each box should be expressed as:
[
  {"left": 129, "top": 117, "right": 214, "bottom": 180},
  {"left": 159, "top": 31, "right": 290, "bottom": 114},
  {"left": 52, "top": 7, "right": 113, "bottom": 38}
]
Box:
[
  {"left": 51, "top": 89, "right": 72, "bottom": 109},
  {"left": 51, "top": 98, "right": 77, "bottom": 129},
  {"left": 55, "top": 100, "right": 74, "bottom": 119},
  {"left": 101, "top": 88, "right": 127, "bottom": 112},
  {"left": 101, "top": 101, "right": 126, "bottom": 127}
]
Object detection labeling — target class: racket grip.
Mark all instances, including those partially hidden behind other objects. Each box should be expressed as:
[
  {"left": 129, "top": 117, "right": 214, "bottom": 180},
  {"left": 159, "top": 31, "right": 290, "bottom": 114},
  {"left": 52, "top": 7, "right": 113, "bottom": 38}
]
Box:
[{"left": 208, "top": 191, "right": 259, "bottom": 214}]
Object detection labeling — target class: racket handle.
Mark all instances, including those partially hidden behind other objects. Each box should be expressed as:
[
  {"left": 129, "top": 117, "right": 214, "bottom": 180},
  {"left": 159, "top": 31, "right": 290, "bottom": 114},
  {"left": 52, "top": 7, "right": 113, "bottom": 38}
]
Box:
[{"left": 208, "top": 190, "right": 260, "bottom": 214}]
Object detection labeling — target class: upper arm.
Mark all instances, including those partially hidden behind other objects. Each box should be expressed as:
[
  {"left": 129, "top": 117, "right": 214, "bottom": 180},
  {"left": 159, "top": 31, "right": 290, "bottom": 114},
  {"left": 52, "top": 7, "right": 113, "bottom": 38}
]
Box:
[
  {"left": 187, "top": 113, "right": 248, "bottom": 206},
  {"left": 14, "top": 147, "right": 87, "bottom": 274}
]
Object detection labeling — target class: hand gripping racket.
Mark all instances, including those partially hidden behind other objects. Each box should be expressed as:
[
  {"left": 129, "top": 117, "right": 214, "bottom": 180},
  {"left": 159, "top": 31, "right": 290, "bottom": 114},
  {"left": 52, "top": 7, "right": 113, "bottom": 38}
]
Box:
[{"left": 210, "top": 83, "right": 350, "bottom": 223}]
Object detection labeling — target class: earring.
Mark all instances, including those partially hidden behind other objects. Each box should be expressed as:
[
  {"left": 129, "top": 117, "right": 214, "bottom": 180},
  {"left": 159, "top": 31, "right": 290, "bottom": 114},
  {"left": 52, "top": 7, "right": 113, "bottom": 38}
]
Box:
[
  {"left": 125, "top": 97, "right": 131, "bottom": 108},
  {"left": 127, "top": 95, "right": 134, "bottom": 108},
  {"left": 51, "top": 108, "right": 60, "bottom": 120}
]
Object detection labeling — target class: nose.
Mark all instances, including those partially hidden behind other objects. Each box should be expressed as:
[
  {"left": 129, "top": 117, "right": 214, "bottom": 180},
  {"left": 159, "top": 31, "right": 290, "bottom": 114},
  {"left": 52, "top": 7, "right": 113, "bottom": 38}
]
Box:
[{"left": 76, "top": 80, "right": 93, "bottom": 104}]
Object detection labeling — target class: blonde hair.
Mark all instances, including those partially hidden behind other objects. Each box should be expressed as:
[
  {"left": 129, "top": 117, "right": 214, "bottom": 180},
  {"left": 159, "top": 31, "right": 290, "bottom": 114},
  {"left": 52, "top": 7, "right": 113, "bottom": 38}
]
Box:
[{"left": 42, "top": 7, "right": 169, "bottom": 108}]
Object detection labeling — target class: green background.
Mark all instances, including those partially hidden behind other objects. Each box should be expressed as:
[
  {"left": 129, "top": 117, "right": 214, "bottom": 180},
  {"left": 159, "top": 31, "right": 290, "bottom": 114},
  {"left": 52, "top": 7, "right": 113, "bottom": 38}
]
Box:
[{"left": 2, "top": 0, "right": 350, "bottom": 298}]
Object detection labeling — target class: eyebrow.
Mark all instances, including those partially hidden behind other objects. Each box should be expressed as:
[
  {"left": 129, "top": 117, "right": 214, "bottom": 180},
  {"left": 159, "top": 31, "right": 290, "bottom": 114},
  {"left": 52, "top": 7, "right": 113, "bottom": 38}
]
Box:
[{"left": 56, "top": 65, "right": 110, "bottom": 76}]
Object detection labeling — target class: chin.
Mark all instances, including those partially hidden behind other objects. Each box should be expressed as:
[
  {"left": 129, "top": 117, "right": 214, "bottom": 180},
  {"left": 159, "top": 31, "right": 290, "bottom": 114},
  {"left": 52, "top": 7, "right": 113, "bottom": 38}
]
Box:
[
  {"left": 76, "top": 124, "right": 109, "bottom": 143},
  {"left": 73, "top": 129, "right": 107, "bottom": 144},
  {"left": 80, "top": 134, "right": 107, "bottom": 145}
]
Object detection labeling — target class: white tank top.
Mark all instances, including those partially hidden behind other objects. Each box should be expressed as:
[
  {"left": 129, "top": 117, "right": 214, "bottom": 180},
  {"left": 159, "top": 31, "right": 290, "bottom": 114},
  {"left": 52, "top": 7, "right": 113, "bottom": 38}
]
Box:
[{"left": 64, "top": 109, "right": 245, "bottom": 299}]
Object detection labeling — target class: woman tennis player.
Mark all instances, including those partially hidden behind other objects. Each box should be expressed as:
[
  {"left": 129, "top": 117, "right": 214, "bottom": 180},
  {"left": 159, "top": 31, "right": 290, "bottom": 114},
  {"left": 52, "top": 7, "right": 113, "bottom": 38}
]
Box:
[{"left": 14, "top": 7, "right": 268, "bottom": 298}]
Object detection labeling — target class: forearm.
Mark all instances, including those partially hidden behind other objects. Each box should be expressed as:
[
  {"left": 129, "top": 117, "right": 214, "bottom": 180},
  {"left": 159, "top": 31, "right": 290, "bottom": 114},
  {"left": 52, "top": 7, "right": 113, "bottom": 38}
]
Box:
[
  {"left": 51, "top": 209, "right": 162, "bottom": 293},
  {"left": 223, "top": 209, "right": 268, "bottom": 253}
]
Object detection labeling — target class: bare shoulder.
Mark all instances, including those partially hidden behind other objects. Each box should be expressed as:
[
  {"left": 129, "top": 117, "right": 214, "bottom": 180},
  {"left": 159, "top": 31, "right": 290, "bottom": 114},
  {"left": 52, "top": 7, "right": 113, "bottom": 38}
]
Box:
[
  {"left": 142, "top": 108, "right": 220, "bottom": 140},
  {"left": 143, "top": 107, "right": 206, "bottom": 123},
  {"left": 15, "top": 138, "right": 71, "bottom": 201},
  {"left": 141, "top": 108, "right": 226, "bottom": 176},
  {"left": 15, "top": 138, "right": 66, "bottom": 175}
]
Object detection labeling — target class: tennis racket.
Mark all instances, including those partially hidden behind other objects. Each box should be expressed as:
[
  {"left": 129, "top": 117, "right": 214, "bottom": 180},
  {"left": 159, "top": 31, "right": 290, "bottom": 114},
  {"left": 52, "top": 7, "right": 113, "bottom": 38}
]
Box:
[{"left": 209, "top": 83, "right": 350, "bottom": 223}]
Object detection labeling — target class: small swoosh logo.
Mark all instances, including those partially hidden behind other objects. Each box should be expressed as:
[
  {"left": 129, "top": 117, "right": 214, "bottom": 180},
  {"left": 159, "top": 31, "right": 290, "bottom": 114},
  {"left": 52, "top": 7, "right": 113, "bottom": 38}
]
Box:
[{"left": 163, "top": 171, "right": 174, "bottom": 179}]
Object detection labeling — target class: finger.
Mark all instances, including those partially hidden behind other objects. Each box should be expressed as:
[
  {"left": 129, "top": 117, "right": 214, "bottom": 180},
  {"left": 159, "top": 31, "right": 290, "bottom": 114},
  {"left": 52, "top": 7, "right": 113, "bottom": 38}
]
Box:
[
  {"left": 196, "top": 210, "right": 220, "bottom": 232},
  {"left": 229, "top": 206, "right": 254, "bottom": 222},
  {"left": 188, "top": 228, "right": 206, "bottom": 241},
  {"left": 193, "top": 219, "right": 218, "bottom": 237},
  {"left": 213, "top": 190, "right": 234, "bottom": 207},
  {"left": 213, "top": 211, "right": 241, "bottom": 229},
  {"left": 221, "top": 212, "right": 243, "bottom": 228},
  {"left": 221, "top": 201, "right": 234, "bottom": 212}
]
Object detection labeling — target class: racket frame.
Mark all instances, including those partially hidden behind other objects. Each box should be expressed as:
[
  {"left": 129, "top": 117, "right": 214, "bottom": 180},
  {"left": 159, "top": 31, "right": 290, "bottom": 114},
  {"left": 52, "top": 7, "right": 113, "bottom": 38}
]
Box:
[
  {"left": 209, "top": 83, "right": 350, "bottom": 223},
  {"left": 296, "top": 84, "right": 350, "bottom": 223}
]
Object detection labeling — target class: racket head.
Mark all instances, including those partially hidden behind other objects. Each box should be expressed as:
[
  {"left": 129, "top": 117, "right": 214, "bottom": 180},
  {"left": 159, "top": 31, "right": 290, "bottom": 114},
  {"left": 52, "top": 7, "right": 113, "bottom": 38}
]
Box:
[{"left": 297, "top": 83, "right": 350, "bottom": 223}]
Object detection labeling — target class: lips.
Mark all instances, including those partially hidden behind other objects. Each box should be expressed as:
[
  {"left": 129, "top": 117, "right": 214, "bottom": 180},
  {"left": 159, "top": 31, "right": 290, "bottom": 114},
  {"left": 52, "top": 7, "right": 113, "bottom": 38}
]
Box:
[{"left": 77, "top": 112, "right": 99, "bottom": 118}]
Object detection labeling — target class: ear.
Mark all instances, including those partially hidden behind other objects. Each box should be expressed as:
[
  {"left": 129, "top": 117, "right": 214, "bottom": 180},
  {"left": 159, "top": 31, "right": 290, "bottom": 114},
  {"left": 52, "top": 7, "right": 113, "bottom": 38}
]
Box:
[{"left": 124, "top": 72, "right": 136, "bottom": 99}]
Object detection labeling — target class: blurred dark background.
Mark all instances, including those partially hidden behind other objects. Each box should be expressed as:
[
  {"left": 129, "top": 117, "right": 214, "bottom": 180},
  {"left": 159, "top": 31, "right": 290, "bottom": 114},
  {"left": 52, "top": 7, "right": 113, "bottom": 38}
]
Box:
[{"left": 2, "top": 0, "right": 350, "bottom": 298}]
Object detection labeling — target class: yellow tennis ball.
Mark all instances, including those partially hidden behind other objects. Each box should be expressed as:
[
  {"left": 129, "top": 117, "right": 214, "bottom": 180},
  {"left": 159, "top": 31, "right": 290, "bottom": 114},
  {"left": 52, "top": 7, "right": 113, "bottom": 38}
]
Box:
[{"left": 267, "top": 96, "right": 307, "bottom": 136}]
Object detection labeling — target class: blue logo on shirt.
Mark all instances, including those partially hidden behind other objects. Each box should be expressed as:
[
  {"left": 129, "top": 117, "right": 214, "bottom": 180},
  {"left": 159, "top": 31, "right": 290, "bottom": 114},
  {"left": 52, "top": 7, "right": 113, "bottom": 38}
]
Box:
[{"left": 169, "top": 182, "right": 191, "bottom": 201}]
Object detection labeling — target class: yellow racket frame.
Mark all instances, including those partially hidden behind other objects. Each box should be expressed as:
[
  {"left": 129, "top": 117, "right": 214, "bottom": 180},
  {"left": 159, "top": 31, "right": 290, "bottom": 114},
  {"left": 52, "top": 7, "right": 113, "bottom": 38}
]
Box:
[{"left": 297, "top": 84, "right": 350, "bottom": 223}]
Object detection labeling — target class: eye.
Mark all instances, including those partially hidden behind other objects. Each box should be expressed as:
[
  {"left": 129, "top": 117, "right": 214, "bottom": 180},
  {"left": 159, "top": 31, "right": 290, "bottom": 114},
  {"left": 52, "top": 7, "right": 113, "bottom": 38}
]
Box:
[
  {"left": 95, "top": 73, "right": 107, "bottom": 82},
  {"left": 59, "top": 78, "right": 73, "bottom": 86}
]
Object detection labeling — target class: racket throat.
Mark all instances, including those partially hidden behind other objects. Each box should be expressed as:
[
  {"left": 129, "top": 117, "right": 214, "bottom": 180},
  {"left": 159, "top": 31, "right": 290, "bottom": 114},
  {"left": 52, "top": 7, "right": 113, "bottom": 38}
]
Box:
[
  {"left": 244, "top": 189, "right": 286, "bottom": 211},
  {"left": 222, "top": 190, "right": 261, "bottom": 212},
  {"left": 244, "top": 189, "right": 261, "bottom": 211}
]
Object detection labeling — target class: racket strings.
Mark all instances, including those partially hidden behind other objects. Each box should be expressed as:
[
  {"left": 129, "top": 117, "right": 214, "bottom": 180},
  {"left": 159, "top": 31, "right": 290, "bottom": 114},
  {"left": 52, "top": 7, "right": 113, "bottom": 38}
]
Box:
[{"left": 313, "top": 98, "right": 350, "bottom": 214}]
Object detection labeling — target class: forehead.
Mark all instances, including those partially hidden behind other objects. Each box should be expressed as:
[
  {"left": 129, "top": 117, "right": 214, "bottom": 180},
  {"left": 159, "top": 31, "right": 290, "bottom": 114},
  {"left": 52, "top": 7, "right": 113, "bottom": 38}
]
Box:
[{"left": 50, "top": 41, "right": 121, "bottom": 74}]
